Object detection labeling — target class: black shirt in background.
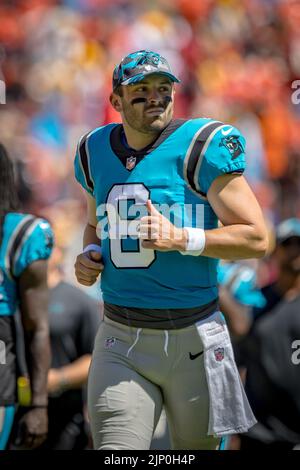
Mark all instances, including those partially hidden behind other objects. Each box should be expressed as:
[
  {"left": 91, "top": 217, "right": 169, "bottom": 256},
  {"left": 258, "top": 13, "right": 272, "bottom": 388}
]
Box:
[
  {"left": 10, "top": 282, "right": 102, "bottom": 449},
  {"left": 251, "top": 282, "right": 282, "bottom": 322},
  {"left": 240, "top": 295, "right": 300, "bottom": 445},
  {"left": 39, "top": 282, "right": 101, "bottom": 449},
  {"left": 48, "top": 281, "right": 102, "bottom": 369},
  {"left": 234, "top": 282, "right": 283, "bottom": 368}
]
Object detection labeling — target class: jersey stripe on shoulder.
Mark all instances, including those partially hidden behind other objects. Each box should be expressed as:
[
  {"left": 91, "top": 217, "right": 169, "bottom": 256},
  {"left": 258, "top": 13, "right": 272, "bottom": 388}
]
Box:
[
  {"left": 183, "top": 120, "right": 224, "bottom": 197},
  {"left": 77, "top": 131, "right": 95, "bottom": 194},
  {"left": 193, "top": 123, "right": 229, "bottom": 194},
  {"left": 4, "top": 215, "right": 35, "bottom": 280},
  {"left": 11, "top": 218, "right": 45, "bottom": 278}
]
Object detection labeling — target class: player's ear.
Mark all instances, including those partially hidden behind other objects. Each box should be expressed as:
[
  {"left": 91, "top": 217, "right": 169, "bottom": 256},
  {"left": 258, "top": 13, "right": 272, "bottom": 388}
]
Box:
[{"left": 110, "top": 93, "right": 122, "bottom": 112}]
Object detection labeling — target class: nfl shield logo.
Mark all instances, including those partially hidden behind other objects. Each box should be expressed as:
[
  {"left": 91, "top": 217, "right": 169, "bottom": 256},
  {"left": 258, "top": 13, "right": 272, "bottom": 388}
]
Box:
[
  {"left": 126, "top": 156, "right": 136, "bottom": 171},
  {"left": 214, "top": 347, "right": 225, "bottom": 362},
  {"left": 104, "top": 337, "right": 116, "bottom": 349}
]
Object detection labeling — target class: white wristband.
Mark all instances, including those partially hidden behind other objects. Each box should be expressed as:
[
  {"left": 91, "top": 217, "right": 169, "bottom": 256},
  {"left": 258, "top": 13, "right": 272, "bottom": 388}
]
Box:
[
  {"left": 180, "top": 228, "right": 206, "bottom": 256},
  {"left": 83, "top": 244, "right": 102, "bottom": 255}
]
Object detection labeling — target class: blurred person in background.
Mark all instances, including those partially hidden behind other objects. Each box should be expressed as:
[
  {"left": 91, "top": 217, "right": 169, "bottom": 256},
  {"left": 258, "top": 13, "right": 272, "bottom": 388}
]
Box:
[
  {"left": 217, "top": 259, "right": 267, "bottom": 450},
  {"left": 0, "top": 143, "right": 53, "bottom": 450},
  {"left": 218, "top": 260, "right": 266, "bottom": 339},
  {"left": 74, "top": 49, "right": 267, "bottom": 450},
  {"left": 12, "top": 241, "right": 103, "bottom": 450},
  {"left": 235, "top": 218, "right": 300, "bottom": 449},
  {"left": 250, "top": 219, "right": 300, "bottom": 325},
  {"left": 43, "top": 242, "right": 102, "bottom": 449}
]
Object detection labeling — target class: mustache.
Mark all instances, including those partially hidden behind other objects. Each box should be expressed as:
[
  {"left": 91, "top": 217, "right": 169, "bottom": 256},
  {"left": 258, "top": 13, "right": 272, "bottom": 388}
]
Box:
[{"left": 130, "top": 96, "right": 172, "bottom": 108}]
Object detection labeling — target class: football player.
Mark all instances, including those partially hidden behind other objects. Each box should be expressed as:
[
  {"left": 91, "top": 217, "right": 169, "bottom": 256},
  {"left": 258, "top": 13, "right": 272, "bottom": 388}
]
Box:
[
  {"left": 0, "top": 143, "right": 53, "bottom": 449},
  {"left": 74, "top": 50, "right": 268, "bottom": 450}
]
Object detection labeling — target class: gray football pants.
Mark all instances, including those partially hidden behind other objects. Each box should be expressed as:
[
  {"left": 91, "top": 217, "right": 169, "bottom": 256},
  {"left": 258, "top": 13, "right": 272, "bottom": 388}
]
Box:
[{"left": 88, "top": 316, "right": 220, "bottom": 450}]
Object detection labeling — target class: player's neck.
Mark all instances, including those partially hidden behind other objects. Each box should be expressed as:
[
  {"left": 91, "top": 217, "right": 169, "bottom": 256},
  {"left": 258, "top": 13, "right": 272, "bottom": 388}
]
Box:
[{"left": 122, "top": 123, "right": 161, "bottom": 151}]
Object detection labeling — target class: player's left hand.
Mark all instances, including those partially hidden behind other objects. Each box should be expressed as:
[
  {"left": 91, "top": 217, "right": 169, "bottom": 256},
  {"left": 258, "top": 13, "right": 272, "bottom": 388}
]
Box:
[{"left": 139, "top": 200, "right": 187, "bottom": 252}]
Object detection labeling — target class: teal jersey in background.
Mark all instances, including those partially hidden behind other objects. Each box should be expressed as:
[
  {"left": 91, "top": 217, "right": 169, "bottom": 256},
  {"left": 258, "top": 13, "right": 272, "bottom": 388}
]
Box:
[
  {"left": 0, "top": 213, "right": 54, "bottom": 316},
  {"left": 74, "top": 118, "right": 246, "bottom": 309},
  {"left": 218, "top": 262, "right": 266, "bottom": 308}
]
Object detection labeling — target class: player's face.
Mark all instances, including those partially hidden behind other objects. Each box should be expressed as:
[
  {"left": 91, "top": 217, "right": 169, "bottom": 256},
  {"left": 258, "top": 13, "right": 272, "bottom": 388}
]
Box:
[{"left": 119, "top": 75, "right": 174, "bottom": 134}]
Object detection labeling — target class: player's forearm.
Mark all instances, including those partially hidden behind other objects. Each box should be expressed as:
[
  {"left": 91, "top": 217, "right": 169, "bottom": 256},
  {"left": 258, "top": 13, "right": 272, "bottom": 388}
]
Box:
[
  {"left": 140, "top": 204, "right": 268, "bottom": 258},
  {"left": 201, "top": 224, "right": 268, "bottom": 259},
  {"left": 20, "top": 261, "right": 51, "bottom": 407},
  {"left": 22, "top": 288, "right": 51, "bottom": 406},
  {"left": 54, "top": 355, "right": 92, "bottom": 390},
  {"left": 83, "top": 222, "right": 100, "bottom": 249},
  {"left": 24, "top": 322, "right": 51, "bottom": 406}
]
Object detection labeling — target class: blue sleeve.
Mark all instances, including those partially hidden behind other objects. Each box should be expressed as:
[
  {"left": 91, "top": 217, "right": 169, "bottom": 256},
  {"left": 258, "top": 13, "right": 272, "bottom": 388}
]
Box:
[
  {"left": 218, "top": 262, "right": 266, "bottom": 308},
  {"left": 199, "top": 125, "right": 246, "bottom": 195},
  {"left": 74, "top": 135, "right": 94, "bottom": 196},
  {"left": 14, "top": 219, "right": 54, "bottom": 277}
]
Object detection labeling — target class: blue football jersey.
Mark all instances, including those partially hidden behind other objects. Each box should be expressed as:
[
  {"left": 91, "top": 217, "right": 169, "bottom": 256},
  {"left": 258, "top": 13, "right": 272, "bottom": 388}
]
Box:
[
  {"left": 0, "top": 213, "right": 54, "bottom": 316},
  {"left": 74, "top": 118, "right": 246, "bottom": 308}
]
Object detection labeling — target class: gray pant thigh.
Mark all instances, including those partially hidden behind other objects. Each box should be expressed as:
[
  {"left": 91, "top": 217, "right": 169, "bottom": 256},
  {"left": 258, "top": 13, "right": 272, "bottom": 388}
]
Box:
[{"left": 88, "top": 325, "right": 163, "bottom": 450}]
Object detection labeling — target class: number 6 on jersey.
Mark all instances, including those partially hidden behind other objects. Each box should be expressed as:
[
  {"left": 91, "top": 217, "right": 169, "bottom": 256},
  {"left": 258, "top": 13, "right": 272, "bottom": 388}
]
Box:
[{"left": 106, "top": 183, "right": 156, "bottom": 268}]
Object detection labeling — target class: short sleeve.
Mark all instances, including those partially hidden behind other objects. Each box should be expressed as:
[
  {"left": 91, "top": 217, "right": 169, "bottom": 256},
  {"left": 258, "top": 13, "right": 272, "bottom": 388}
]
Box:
[
  {"left": 74, "top": 132, "right": 94, "bottom": 196},
  {"left": 14, "top": 219, "right": 54, "bottom": 277},
  {"left": 198, "top": 125, "right": 246, "bottom": 195}
]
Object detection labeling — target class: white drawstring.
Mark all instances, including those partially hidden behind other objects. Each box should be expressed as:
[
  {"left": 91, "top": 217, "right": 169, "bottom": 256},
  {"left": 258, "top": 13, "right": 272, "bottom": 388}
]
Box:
[
  {"left": 126, "top": 328, "right": 142, "bottom": 357},
  {"left": 164, "top": 330, "right": 169, "bottom": 357},
  {"left": 126, "top": 328, "right": 169, "bottom": 358}
]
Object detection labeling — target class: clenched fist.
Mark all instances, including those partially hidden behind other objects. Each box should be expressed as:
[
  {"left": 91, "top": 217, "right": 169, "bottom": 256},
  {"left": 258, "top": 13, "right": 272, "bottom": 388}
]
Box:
[
  {"left": 14, "top": 407, "right": 48, "bottom": 449},
  {"left": 75, "top": 250, "right": 104, "bottom": 286}
]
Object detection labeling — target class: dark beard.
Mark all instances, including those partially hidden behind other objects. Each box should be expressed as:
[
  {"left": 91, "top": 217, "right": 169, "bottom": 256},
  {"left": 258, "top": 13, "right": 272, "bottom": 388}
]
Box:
[{"left": 123, "top": 104, "right": 173, "bottom": 134}]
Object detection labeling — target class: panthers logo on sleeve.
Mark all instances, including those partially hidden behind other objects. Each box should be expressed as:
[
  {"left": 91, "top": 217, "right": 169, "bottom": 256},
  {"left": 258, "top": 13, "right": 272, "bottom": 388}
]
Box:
[
  {"left": 41, "top": 222, "right": 54, "bottom": 250},
  {"left": 219, "top": 135, "right": 244, "bottom": 160}
]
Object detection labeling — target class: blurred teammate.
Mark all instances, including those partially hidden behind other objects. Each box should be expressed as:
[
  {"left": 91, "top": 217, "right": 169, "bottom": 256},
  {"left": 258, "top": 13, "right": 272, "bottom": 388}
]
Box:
[
  {"left": 41, "top": 244, "right": 101, "bottom": 449},
  {"left": 74, "top": 50, "right": 268, "bottom": 450},
  {"left": 236, "top": 218, "right": 300, "bottom": 449},
  {"left": 0, "top": 143, "right": 53, "bottom": 450},
  {"left": 251, "top": 219, "right": 300, "bottom": 322},
  {"left": 218, "top": 261, "right": 266, "bottom": 338}
]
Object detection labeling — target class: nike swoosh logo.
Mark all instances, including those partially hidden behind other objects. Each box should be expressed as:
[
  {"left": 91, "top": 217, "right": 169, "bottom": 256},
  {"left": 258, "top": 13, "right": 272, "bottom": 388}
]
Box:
[
  {"left": 189, "top": 351, "right": 204, "bottom": 360},
  {"left": 221, "top": 126, "right": 233, "bottom": 136}
]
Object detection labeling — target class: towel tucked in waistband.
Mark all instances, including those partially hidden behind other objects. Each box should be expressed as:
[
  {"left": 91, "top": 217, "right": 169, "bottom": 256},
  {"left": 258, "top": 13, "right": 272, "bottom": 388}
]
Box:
[{"left": 195, "top": 311, "right": 257, "bottom": 437}]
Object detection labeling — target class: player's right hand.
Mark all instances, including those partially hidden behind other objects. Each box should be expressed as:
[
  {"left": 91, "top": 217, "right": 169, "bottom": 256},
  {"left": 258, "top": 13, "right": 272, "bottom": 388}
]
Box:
[
  {"left": 74, "top": 251, "right": 104, "bottom": 286},
  {"left": 14, "top": 407, "right": 48, "bottom": 449}
]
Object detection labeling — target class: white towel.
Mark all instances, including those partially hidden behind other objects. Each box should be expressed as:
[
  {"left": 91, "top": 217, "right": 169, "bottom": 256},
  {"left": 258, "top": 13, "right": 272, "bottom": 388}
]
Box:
[{"left": 196, "top": 311, "right": 257, "bottom": 437}]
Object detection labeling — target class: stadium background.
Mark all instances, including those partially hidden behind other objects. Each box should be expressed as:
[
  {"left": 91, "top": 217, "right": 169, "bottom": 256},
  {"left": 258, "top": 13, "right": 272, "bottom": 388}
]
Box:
[
  {"left": 0, "top": 0, "right": 300, "bottom": 449},
  {"left": 1, "top": 0, "right": 300, "bottom": 287}
]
